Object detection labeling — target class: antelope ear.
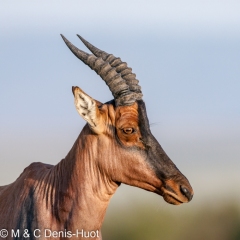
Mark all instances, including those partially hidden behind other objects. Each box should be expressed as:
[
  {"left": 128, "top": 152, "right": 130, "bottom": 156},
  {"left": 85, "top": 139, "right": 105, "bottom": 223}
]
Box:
[{"left": 72, "top": 86, "right": 104, "bottom": 134}]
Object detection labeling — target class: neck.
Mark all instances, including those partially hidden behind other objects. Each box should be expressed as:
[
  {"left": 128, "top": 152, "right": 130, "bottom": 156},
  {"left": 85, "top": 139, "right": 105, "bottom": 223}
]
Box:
[{"left": 47, "top": 125, "right": 118, "bottom": 233}]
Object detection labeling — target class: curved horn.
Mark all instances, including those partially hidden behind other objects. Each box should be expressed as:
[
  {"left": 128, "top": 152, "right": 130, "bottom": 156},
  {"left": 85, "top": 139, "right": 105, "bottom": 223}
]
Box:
[
  {"left": 77, "top": 34, "right": 142, "bottom": 100},
  {"left": 61, "top": 34, "right": 138, "bottom": 106}
]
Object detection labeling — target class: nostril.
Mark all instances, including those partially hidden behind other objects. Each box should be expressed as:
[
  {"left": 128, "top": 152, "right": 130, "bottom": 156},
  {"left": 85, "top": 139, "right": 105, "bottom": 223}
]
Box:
[{"left": 180, "top": 185, "right": 193, "bottom": 201}]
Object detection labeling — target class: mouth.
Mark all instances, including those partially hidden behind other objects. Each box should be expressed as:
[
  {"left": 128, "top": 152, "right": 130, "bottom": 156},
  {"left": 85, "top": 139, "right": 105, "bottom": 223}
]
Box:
[
  {"left": 162, "top": 191, "right": 184, "bottom": 205},
  {"left": 154, "top": 188, "right": 184, "bottom": 205},
  {"left": 155, "top": 186, "right": 191, "bottom": 205}
]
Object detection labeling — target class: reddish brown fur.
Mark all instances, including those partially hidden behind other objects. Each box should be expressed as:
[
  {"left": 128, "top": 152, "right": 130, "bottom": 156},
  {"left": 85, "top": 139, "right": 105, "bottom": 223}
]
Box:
[
  {"left": 116, "top": 103, "right": 145, "bottom": 148},
  {"left": 0, "top": 102, "right": 165, "bottom": 239},
  {"left": 0, "top": 95, "right": 193, "bottom": 239}
]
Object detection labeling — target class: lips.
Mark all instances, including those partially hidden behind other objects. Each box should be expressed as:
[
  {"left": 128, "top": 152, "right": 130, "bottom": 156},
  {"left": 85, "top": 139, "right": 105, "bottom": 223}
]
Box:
[
  {"left": 153, "top": 187, "right": 183, "bottom": 205},
  {"left": 162, "top": 192, "right": 184, "bottom": 205}
]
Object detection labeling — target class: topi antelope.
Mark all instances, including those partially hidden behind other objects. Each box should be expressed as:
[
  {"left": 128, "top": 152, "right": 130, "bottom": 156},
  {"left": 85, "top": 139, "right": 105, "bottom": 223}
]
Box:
[{"left": 0, "top": 35, "right": 193, "bottom": 240}]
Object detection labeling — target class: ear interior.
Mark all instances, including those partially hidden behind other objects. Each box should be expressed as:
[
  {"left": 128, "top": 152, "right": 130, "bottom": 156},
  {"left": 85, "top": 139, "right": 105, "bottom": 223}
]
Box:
[{"left": 72, "top": 86, "right": 104, "bottom": 134}]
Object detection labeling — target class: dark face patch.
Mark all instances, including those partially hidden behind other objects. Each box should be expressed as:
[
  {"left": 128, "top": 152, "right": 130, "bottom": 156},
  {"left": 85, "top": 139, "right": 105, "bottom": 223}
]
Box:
[{"left": 136, "top": 100, "right": 180, "bottom": 181}]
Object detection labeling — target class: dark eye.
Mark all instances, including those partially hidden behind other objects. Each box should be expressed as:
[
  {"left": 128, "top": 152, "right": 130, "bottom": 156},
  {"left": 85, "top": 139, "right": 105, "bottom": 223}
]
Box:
[{"left": 122, "top": 128, "right": 135, "bottom": 134}]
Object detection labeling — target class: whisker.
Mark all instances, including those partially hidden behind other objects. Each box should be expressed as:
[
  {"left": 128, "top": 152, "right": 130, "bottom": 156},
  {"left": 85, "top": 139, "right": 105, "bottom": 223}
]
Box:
[{"left": 150, "top": 122, "right": 161, "bottom": 128}]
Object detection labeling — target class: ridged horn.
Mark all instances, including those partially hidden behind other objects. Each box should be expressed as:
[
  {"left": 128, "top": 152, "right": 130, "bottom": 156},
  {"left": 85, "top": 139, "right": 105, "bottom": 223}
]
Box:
[
  {"left": 61, "top": 34, "right": 139, "bottom": 106},
  {"left": 77, "top": 34, "right": 143, "bottom": 100}
]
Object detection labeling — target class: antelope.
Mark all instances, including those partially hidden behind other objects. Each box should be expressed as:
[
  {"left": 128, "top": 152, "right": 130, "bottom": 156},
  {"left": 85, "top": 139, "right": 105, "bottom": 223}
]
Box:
[{"left": 0, "top": 35, "right": 193, "bottom": 240}]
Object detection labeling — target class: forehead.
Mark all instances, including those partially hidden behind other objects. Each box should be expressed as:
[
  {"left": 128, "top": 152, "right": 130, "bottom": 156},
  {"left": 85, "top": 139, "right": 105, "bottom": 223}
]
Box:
[
  {"left": 116, "top": 102, "right": 138, "bottom": 125},
  {"left": 114, "top": 100, "right": 150, "bottom": 128},
  {"left": 117, "top": 102, "right": 138, "bottom": 117}
]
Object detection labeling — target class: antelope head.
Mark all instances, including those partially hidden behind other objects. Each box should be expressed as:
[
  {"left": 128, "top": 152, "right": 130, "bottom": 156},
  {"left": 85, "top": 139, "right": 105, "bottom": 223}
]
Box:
[{"left": 61, "top": 35, "right": 193, "bottom": 205}]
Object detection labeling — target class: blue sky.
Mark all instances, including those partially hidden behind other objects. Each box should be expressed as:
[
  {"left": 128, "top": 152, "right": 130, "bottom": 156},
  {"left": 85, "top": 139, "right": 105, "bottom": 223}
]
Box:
[{"left": 0, "top": 1, "right": 240, "bottom": 204}]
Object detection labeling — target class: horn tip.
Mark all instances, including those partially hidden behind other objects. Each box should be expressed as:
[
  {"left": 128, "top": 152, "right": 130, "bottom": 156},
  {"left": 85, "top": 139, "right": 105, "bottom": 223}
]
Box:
[
  {"left": 77, "top": 34, "right": 85, "bottom": 42},
  {"left": 60, "top": 34, "right": 68, "bottom": 42}
]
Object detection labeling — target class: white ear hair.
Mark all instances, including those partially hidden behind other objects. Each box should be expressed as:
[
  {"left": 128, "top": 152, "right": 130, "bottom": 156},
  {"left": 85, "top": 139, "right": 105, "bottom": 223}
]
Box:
[{"left": 73, "top": 87, "right": 104, "bottom": 134}]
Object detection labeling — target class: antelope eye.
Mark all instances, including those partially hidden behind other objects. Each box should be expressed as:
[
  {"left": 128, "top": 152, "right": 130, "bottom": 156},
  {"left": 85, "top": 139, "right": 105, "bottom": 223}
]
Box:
[{"left": 122, "top": 127, "right": 135, "bottom": 134}]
